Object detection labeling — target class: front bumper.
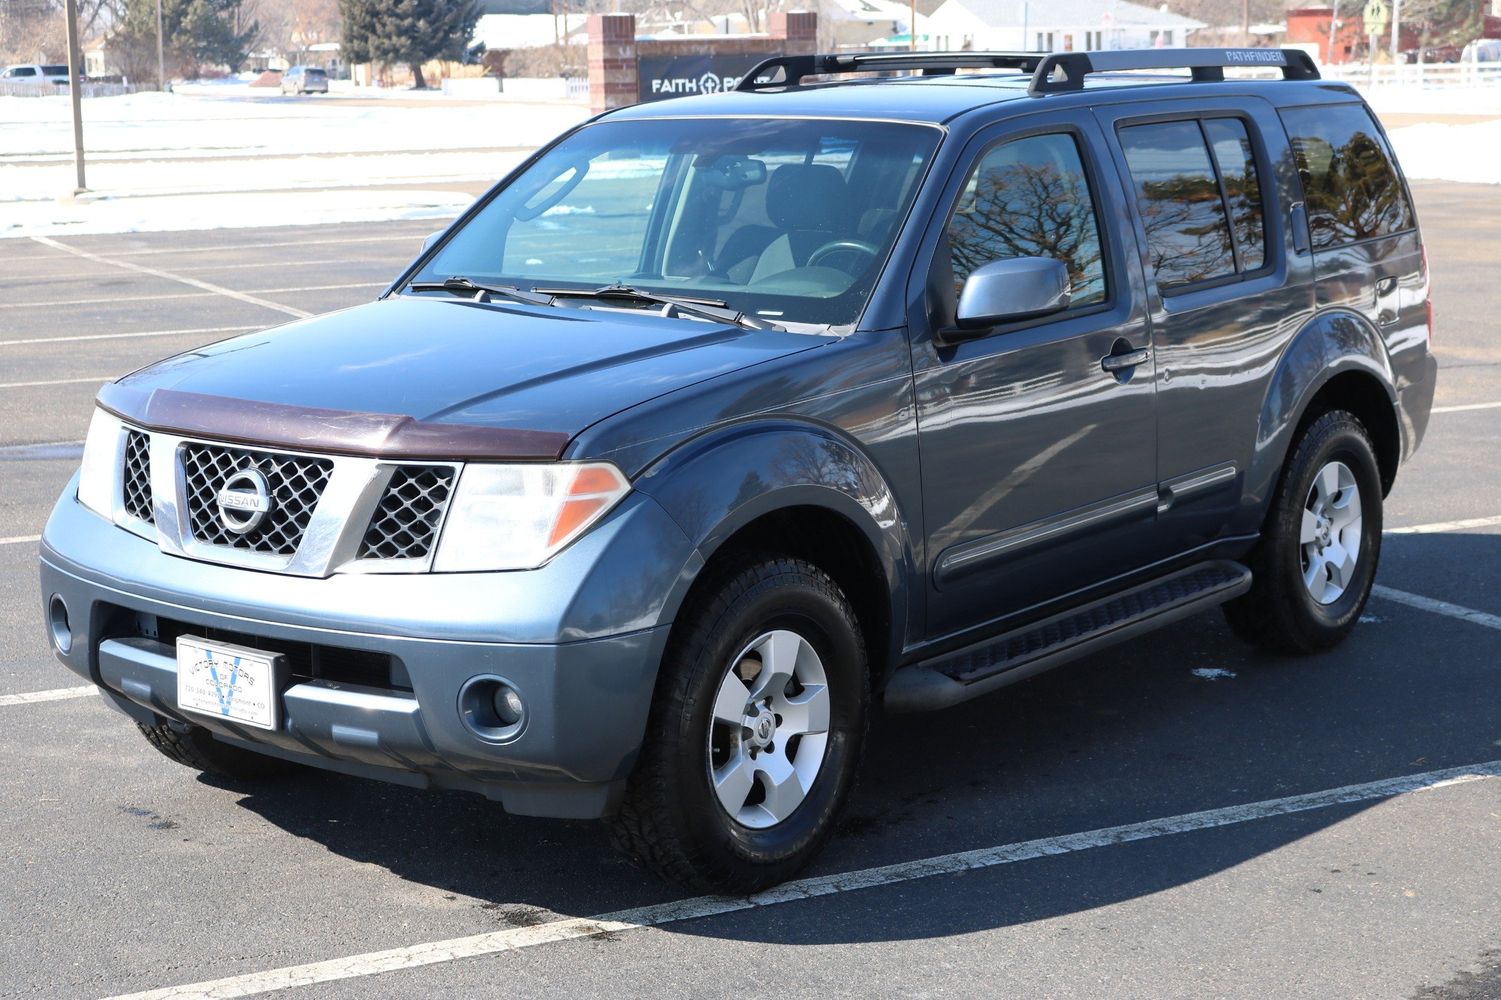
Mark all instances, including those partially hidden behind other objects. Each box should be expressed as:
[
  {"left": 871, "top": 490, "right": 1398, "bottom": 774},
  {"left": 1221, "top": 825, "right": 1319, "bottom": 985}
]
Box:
[{"left": 40, "top": 482, "right": 699, "bottom": 819}]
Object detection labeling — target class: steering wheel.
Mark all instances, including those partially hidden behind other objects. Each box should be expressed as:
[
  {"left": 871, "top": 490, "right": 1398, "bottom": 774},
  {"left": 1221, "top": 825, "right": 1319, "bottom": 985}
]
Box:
[{"left": 807, "top": 240, "right": 880, "bottom": 271}]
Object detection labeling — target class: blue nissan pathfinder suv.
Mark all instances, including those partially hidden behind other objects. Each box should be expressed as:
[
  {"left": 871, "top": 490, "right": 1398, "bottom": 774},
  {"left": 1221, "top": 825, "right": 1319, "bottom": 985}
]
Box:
[{"left": 39, "top": 49, "right": 1437, "bottom": 890}]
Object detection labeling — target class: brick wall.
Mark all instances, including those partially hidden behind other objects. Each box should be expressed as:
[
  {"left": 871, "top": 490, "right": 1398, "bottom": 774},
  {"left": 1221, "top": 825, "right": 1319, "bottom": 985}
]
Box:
[{"left": 588, "top": 11, "right": 819, "bottom": 113}]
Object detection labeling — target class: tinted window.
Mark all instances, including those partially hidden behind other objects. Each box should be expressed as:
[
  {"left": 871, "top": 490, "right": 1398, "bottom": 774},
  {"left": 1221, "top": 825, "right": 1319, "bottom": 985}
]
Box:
[
  {"left": 1204, "top": 119, "right": 1266, "bottom": 271},
  {"left": 945, "top": 132, "right": 1107, "bottom": 308},
  {"left": 42, "top": 65, "right": 68, "bottom": 75},
  {"left": 1120, "top": 121, "right": 1237, "bottom": 289},
  {"left": 12, "top": 67, "right": 37, "bottom": 77},
  {"left": 1282, "top": 104, "right": 1414, "bottom": 248}
]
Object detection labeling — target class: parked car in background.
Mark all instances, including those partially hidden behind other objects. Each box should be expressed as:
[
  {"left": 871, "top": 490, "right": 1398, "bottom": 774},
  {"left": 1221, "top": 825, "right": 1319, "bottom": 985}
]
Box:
[
  {"left": 40, "top": 47, "right": 1436, "bottom": 892},
  {"left": 1461, "top": 39, "right": 1501, "bottom": 63},
  {"left": 1402, "top": 44, "right": 1461, "bottom": 63},
  {"left": 280, "top": 65, "right": 328, "bottom": 95},
  {"left": 2, "top": 63, "right": 71, "bottom": 84}
]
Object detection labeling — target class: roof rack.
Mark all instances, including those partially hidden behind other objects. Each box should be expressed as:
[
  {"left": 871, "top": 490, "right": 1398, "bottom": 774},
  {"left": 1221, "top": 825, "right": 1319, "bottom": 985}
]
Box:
[
  {"left": 734, "top": 47, "right": 1320, "bottom": 96},
  {"left": 735, "top": 51, "right": 1049, "bottom": 91},
  {"left": 1029, "top": 48, "right": 1320, "bottom": 95}
]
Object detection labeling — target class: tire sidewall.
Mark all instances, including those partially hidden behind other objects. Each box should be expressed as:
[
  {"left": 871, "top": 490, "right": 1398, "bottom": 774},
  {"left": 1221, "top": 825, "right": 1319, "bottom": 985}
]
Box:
[
  {"left": 672, "top": 567, "right": 867, "bottom": 870},
  {"left": 1277, "top": 418, "right": 1383, "bottom": 631}
]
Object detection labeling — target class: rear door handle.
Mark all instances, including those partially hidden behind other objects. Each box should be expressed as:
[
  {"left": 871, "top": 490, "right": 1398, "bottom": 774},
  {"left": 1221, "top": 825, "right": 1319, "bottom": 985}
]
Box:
[
  {"left": 1101, "top": 348, "right": 1151, "bottom": 373},
  {"left": 1376, "top": 276, "right": 1398, "bottom": 295}
]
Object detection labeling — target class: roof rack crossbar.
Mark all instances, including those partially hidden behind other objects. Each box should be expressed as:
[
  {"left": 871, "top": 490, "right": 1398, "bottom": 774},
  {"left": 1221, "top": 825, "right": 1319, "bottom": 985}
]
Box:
[
  {"left": 1028, "top": 48, "right": 1320, "bottom": 96},
  {"left": 736, "top": 51, "right": 1048, "bottom": 91}
]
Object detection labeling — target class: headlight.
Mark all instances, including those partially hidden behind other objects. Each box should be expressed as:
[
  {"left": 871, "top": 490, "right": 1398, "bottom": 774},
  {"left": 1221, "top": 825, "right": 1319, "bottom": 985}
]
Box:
[
  {"left": 77, "top": 408, "right": 123, "bottom": 519},
  {"left": 432, "top": 462, "right": 630, "bottom": 571}
]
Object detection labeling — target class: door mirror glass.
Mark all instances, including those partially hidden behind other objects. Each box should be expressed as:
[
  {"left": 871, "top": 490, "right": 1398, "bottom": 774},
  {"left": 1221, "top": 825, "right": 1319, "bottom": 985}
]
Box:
[{"left": 954, "top": 257, "right": 1070, "bottom": 332}]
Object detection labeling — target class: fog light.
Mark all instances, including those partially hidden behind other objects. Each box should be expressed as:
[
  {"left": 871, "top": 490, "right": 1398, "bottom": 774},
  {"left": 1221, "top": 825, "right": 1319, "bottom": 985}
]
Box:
[
  {"left": 48, "top": 595, "right": 72, "bottom": 654},
  {"left": 457, "top": 675, "right": 526, "bottom": 742},
  {"left": 494, "top": 685, "right": 524, "bottom": 726}
]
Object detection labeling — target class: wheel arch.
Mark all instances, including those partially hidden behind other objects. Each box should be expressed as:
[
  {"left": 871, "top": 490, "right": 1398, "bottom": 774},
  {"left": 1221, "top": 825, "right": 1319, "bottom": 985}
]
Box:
[
  {"left": 1247, "top": 309, "right": 1401, "bottom": 520},
  {"left": 632, "top": 419, "right": 916, "bottom": 691}
]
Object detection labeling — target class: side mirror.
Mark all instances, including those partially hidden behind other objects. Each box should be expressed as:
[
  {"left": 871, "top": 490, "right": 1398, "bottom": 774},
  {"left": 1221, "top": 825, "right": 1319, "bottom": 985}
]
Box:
[
  {"left": 422, "top": 230, "right": 444, "bottom": 253},
  {"left": 952, "top": 257, "right": 1071, "bottom": 336}
]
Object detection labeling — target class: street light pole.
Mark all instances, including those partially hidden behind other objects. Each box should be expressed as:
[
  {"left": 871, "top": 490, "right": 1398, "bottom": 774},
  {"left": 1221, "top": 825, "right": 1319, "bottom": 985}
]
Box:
[
  {"left": 64, "top": 0, "right": 87, "bottom": 193},
  {"left": 155, "top": 0, "right": 166, "bottom": 92}
]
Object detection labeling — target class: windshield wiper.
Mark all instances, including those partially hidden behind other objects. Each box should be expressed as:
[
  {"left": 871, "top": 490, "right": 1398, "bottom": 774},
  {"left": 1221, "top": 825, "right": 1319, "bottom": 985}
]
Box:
[
  {"left": 407, "top": 276, "right": 554, "bottom": 307},
  {"left": 535, "top": 283, "right": 778, "bottom": 331}
]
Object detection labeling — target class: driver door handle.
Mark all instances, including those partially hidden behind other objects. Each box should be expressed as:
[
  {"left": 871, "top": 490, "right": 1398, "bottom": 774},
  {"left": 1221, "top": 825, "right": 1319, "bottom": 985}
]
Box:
[{"left": 1101, "top": 347, "right": 1150, "bottom": 373}]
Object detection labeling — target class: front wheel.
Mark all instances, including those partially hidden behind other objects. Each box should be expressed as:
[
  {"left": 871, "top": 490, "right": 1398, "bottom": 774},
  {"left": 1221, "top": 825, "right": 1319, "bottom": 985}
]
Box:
[
  {"left": 1224, "top": 409, "right": 1383, "bottom": 652},
  {"left": 612, "top": 555, "right": 869, "bottom": 892}
]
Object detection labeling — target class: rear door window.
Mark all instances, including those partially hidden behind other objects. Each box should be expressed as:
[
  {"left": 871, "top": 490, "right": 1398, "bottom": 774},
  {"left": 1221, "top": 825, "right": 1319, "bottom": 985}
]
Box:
[
  {"left": 1281, "top": 104, "right": 1414, "bottom": 249},
  {"left": 1118, "top": 118, "right": 1269, "bottom": 292}
]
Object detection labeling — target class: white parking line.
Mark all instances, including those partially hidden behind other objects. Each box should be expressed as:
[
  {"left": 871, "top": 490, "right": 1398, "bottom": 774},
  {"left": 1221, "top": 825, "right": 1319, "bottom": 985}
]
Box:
[
  {"left": 0, "top": 290, "right": 218, "bottom": 310},
  {"left": 0, "top": 686, "right": 96, "bottom": 707},
  {"left": 0, "top": 534, "right": 42, "bottom": 546},
  {"left": 30, "top": 236, "right": 312, "bottom": 319},
  {"left": 242, "top": 281, "right": 386, "bottom": 294},
  {"left": 1370, "top": 586, "right": 1501, "bottom": 632},
  {"left": 0, "top": 375, "right": 114, "bottom": 389},
  {"left": 105, "top": 759, "right": 1501, "bottom": 1000},
  {"left": 101, "top": 233, "right": 428, "bottom": 258},
  {"left": 1387, "top": 514, "right": 1501, "bottom": 535},
  {"left": 1431, "top": 401, "right": 1501, "bottom": 414},
  {"left": 0, "top": 324, "right": 259, "bottom": 348}
]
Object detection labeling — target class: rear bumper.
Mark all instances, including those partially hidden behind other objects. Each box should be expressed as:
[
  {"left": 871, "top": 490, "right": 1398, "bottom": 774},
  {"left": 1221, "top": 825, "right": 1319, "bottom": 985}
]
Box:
[
  {"left": 1396, "top": 349, "right": 1439, "bottom": 463},
  {"left": 39, "top": 481, "right": 697, "bottom": 818}
]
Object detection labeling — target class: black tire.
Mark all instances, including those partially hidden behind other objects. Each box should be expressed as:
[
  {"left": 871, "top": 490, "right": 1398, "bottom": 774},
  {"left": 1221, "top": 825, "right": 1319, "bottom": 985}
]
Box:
[
  {"left": 1224, "top": 409, "right": 1383, "bottom": 653},
  {"left": 612, "top": 554, "right": 869, "bottom": 893},
  {"left": 138, "top": 719, "right": 300, "bottom": 780}
]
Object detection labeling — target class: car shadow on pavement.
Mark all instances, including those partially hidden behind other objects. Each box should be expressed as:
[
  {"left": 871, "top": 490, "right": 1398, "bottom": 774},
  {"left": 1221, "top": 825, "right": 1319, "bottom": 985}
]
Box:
[{"left": 220, "top": 532, "right": 1501, "bottom": 944}]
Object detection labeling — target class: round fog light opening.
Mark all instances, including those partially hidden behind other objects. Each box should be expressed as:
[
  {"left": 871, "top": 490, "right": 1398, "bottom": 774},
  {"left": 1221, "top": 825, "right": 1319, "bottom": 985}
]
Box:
[
  {"left": 458, "top": 676, "right": 527, "bottom": 742},
  {"left": 48, "top": 595, "right": 72, "bottom": 654}
]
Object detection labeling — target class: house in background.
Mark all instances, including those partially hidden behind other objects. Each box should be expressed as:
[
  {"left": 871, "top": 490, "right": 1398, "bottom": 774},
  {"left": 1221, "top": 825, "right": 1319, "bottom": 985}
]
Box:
[{"left": 924, "top": 0, "right": 1204, "bottom": 53}]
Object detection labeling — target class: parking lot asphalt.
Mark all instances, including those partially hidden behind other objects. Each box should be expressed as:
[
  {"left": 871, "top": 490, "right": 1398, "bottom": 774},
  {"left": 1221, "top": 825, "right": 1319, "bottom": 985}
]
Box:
[{"left": 1, "top": 182, "right": 1499, "bottom": 1000}]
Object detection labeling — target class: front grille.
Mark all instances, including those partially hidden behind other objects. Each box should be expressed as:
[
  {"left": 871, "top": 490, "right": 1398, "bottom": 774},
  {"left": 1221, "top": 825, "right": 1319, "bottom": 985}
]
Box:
[
  {"left": 182, "top": 444, "right": 333, "bottom": 555},
  {"left": 122, "top": 430, "right": 154, "bottom": 524},
  {"left": 357, "top": 466, "right": 455, "bottom": 560}
]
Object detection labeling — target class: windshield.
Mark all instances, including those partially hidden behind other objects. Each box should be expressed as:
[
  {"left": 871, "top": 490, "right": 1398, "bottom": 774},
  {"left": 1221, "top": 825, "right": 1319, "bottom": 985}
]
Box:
[{"left": 410, "top": 117, "right": 940, "bottom": 328}]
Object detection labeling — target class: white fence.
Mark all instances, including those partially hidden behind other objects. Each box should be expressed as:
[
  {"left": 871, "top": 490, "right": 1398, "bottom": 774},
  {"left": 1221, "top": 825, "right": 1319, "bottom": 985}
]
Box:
[
  {"left": 0, "top": 80, "right": 142, "bottom": 98},
  {"left": 1320, "top": 62, "right": 1501, "bottom": 90},
  {"left": 498, "top": 76, "right": 588, "bottom": 101}
]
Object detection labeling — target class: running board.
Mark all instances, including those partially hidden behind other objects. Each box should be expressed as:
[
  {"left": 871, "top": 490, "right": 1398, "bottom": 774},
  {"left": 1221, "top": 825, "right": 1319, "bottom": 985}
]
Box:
[{"left": 885, "top": 561, "right": 1252, "bottom": 713}]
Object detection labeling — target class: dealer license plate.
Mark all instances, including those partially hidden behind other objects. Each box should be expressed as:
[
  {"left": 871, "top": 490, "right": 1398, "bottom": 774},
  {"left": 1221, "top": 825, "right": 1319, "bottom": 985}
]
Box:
[{"left": 175, "top": 636, "right": 283, "bottom": 731}]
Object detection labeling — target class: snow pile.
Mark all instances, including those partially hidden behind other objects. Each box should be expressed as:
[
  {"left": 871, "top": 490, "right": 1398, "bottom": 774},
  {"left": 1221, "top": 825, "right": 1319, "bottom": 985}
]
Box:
[{"left": 1387, "top": 118, "right": 1501, "bottom": 185}]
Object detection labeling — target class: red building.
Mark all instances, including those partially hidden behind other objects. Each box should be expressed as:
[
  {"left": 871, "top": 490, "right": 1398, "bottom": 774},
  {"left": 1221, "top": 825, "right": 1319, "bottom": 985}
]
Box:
[{"left": 1286, "top": 6, "right": 1420, "bottom": 64}]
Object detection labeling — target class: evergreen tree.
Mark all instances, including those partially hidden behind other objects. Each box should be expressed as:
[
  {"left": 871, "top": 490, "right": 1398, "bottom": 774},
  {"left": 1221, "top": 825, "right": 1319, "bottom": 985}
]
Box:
[
  {"left": 339, "top": 0, "right": 480, "bottom": 89},
  {"left": 112, "top": 0, "right": 258, "bottom": 78}
]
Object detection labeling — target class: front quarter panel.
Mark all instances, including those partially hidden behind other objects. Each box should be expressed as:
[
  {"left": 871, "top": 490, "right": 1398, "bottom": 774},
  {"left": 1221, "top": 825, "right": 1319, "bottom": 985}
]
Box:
[{"left": 630, "top": 419, "right": 917, "bottom": 676}]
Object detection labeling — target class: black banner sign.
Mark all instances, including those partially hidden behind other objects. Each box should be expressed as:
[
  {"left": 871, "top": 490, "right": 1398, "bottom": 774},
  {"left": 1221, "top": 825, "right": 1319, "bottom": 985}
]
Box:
[{"left": 637, "top": 53, "right": 767, "bottom": 103}]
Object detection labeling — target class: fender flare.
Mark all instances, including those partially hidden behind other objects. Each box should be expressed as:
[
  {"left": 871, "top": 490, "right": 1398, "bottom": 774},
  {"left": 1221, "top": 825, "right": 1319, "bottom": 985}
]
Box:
[
  {"left": 630, "top": 417, "right": 917, "bottom": 683},
  {"left": 1242, "top": 308, "right": 1397, "bottom": 527}
]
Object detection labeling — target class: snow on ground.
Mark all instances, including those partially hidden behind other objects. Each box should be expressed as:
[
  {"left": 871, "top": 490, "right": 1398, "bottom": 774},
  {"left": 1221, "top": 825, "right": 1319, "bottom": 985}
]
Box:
[
  {"left": 1, "top": 88, "right": 588, "bottom": 239},
  {"left": 1, "top": 81, "right": 1497, "bottom": 239},
  {"left": 1387, "top": 118, "right": 1501, "bottom": 186}
]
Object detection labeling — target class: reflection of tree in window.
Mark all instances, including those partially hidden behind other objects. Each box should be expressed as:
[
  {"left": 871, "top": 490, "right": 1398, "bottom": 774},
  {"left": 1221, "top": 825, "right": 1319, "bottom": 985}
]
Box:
[
  {"left": 1205, "top": 119, "right": 1265, "bottom": 271},
  {"left": 946, "top": 133, "right": 1107, "bottom": 307},
  {"left": 1284, "top": 104, "right": 1414, "bottom": 249},
  {"left": 1121, "top": 121, "right": 1236, "bottom": 290}
]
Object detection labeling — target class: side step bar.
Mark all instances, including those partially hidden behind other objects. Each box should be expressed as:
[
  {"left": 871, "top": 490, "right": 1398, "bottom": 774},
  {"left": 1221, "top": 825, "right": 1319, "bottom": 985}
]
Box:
[{"left": 885, "top": 561, "right": 1252, "bottom": 713}]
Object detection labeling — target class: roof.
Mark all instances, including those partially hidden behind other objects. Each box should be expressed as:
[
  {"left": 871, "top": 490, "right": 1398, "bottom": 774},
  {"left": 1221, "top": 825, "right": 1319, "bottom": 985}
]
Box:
[{"left": 933, "top": 0, "right": 1204, "bottom": 29}]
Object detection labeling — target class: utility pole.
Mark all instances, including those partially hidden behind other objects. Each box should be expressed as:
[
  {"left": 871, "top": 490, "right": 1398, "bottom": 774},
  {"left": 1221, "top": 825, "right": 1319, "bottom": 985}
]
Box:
[
  {"left": 155, "top": 0, "right": 166, "bottom": 92},
  {"left": 910, "top": 0, "right": 917, "bottom": 50},
  {"left": 1243, "top": 0, "right": 1250, "bottom": 45},
  {"left": 1390, "top": 0, "right": 1402, "bottom": 64},
  {"left": 64, "top": 0, "right": 87, "bottom": 193}
]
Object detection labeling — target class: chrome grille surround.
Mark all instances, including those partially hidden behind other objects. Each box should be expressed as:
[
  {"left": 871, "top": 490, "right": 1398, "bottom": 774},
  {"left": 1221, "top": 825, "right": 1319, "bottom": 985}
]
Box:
[
  {"left": 121, "top": 430, "right": 154, "bottom": 525},
  {"left": 181, "top": 443, "right": 334, "bottom": 555},
  {"left": 356, "top": 466, "right": 455, "bottom": 561}
]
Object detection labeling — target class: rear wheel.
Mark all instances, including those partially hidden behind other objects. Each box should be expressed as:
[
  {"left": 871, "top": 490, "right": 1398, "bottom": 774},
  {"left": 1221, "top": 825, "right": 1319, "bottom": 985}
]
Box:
[
  {"left": 1224, "top": 409, "right": 1383, "bottom": 652},
  {"left": 138, "top": 719, "right": 300, "bottom": 780},
  {"left": 612, "top": 554, "right": 869, "bottom": 892}
]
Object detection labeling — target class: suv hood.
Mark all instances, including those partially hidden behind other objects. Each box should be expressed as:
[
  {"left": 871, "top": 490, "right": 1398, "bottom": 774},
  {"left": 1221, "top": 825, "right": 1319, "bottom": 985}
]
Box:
[{"left": 105, "top": 295, "right": 827, "bottom": 458}]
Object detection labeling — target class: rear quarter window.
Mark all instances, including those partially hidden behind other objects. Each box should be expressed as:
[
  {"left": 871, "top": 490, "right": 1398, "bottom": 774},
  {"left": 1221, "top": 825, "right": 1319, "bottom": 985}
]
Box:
[{"left": 1281, "top": 104, "right": 1414, "bottom": 249}]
